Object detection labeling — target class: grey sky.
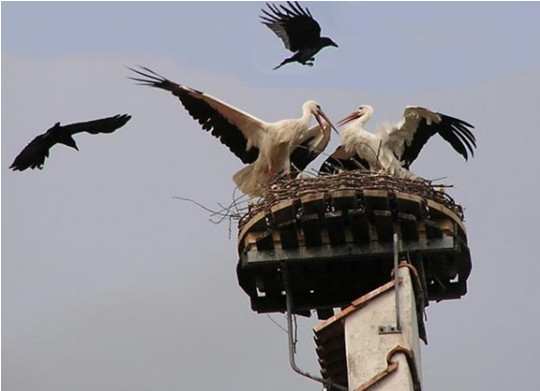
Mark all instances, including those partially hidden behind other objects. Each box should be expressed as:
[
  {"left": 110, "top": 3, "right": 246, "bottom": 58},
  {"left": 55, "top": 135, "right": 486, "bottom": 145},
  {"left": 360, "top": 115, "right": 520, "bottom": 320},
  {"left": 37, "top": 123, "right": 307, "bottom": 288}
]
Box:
[{"left": 2, "top": 2, "right": 540, "bottom": 390}]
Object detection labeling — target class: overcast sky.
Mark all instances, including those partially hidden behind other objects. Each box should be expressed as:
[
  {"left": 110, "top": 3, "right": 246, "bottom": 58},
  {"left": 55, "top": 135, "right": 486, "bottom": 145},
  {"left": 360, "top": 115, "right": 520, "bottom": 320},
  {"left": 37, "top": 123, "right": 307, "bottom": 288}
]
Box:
[{"left": 3, "top": 2, "right": 540, "bottom": 390}]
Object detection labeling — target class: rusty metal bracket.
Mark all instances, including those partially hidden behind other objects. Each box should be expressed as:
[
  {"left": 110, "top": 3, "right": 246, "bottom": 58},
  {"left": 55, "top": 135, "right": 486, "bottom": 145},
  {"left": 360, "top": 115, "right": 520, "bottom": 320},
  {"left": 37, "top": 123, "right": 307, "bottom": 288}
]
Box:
[
  {"left": 352, "top": 361, "right": 399, "bottom": 391},
  {"left": 386, "top": 345, "right": 422, "bottom": 391},
  {"left": 352, "top": 345, "right": 423, "bottom": 391}
]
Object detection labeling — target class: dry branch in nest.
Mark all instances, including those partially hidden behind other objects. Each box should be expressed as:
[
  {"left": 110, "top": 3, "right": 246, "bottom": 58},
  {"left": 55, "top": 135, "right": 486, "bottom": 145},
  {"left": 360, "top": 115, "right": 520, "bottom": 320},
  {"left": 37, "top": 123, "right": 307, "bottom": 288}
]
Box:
[{"left": 238, "top": 170, "right": 464, "bottom": 230}]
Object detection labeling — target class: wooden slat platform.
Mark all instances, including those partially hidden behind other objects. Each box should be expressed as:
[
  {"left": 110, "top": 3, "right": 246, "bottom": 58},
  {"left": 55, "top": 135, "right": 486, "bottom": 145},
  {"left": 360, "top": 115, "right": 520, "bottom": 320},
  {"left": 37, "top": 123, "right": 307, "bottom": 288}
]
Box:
[{"left": 237, "top": 188, "right": 471, "bottom": 316}]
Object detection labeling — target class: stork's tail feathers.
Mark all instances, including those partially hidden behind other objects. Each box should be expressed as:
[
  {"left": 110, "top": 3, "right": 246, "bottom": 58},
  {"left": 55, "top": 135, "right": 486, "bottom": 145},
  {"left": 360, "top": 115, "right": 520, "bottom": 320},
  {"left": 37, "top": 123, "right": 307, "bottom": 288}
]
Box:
[{"left": 233, "top": 164, "right": 269, "bottom": 198}]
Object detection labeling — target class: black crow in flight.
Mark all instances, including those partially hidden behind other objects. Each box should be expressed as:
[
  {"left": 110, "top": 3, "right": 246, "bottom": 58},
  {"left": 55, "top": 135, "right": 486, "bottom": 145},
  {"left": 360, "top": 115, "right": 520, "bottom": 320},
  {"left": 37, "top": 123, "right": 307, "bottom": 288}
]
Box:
[
  {"left": 260, "top": 1, "right": 338, "bottom": 70},
  {"left": 10, "top": 114, "right": 131, "bottom": 171}
]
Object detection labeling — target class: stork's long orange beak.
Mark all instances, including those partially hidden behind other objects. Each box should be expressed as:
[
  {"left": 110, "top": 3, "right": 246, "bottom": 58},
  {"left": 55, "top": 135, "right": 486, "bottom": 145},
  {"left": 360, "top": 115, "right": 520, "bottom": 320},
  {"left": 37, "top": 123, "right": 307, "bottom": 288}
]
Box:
[
  {"left": 337, "top": 110, "right": 362, "bottom": 127},
  {"left": 315, "top": 110, "right": 340, "bottom": 136}
]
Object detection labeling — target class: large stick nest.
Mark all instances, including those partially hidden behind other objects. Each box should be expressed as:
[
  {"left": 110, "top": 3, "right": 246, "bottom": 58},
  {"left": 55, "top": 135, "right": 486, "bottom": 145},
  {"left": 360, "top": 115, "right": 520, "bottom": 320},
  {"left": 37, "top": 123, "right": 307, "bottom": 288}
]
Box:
[{"left": 239, "top": 171, "right": 463, "bottom": 230}]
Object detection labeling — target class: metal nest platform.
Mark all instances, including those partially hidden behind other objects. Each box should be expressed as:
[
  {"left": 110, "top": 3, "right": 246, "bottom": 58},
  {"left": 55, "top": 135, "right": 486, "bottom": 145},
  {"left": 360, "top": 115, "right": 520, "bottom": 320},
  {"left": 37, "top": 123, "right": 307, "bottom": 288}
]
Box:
[{"left": 236, "top": 171, "right": 472, "bottom": 318}]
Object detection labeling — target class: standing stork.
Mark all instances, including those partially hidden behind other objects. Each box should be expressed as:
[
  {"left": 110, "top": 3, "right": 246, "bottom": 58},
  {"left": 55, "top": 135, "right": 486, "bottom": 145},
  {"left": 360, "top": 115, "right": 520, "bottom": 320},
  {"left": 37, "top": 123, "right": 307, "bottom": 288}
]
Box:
[
  {"left": 129, "top": 66, "right": 336, "bottom": 197},
  {"left": 320, "top": 105, "right": 476, "bottom": 178},
  {"left": 260, "top": 1, "right": 338, "bottom": 70}
]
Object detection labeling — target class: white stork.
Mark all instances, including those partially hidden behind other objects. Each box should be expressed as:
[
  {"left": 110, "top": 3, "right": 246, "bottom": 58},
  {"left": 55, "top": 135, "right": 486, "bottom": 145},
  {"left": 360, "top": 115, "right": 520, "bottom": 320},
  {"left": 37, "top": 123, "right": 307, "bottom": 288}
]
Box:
[
  {"left": 319, "top": 105, "right": 476, "bottom": 178},
  {"left": 129, "top": 66, "right": 336, "bottom": 197}
]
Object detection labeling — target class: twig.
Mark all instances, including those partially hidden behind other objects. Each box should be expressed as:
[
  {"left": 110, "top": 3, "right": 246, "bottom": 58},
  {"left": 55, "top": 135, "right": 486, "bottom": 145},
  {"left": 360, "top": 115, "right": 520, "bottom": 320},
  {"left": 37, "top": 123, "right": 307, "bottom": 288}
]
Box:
[{"left": 238, "top": 170, "right": 464, "bottom": 230}]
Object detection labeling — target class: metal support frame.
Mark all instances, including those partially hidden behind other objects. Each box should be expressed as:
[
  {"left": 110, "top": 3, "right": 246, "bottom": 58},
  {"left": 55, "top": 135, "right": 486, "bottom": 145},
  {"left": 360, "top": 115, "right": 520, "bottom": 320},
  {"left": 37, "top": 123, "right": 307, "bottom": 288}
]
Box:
[
  {"left": 282, "top": 264, "right": 348, "bottom": 391},
  {"left": 379, "top": 233, "right": 402, "bottom": 334},
  {"left": 245, "top": 236, "right": 461, "bottom": 264},
  {"left": 393, "top": 233, "right": 401, "bottom": 331}
]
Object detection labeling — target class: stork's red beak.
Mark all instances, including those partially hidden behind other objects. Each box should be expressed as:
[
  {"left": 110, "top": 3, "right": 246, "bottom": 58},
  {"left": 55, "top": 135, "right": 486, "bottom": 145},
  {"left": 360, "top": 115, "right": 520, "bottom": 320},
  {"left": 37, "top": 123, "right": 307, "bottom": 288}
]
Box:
[
  {"left": 337, "top": 110, "right": 361, "bottom": 127},
  {"left": 315, "top": 110, "right": 340, "bottom": 136}
]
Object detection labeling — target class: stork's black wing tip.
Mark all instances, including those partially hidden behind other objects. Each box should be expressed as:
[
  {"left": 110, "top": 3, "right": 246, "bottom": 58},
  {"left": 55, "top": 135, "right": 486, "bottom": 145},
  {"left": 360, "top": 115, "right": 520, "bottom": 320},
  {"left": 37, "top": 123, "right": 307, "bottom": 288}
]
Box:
[{"left": 127, "top": 65, "right": 167, "bottom": 83}]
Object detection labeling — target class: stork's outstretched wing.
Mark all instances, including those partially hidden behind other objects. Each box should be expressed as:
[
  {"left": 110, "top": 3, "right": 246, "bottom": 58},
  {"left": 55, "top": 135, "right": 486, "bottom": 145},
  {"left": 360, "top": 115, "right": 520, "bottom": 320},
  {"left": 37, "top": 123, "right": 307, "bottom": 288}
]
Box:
[
  {"left": 129, "top": 66, "right": 266, "bottom": 164},
  {"left": 387, "top": 106, "right": 476, "bottom": 169}
]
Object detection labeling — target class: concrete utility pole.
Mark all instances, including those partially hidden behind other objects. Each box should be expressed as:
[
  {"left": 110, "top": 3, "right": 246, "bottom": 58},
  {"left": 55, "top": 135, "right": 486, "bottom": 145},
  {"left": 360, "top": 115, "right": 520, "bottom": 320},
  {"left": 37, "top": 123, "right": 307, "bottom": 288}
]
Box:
[
  {"left": 236, "top": 172, "right": 472, "bottom": 390},
  {"left": 315, "top": 263, "right": 423, "bottom": 390}
]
